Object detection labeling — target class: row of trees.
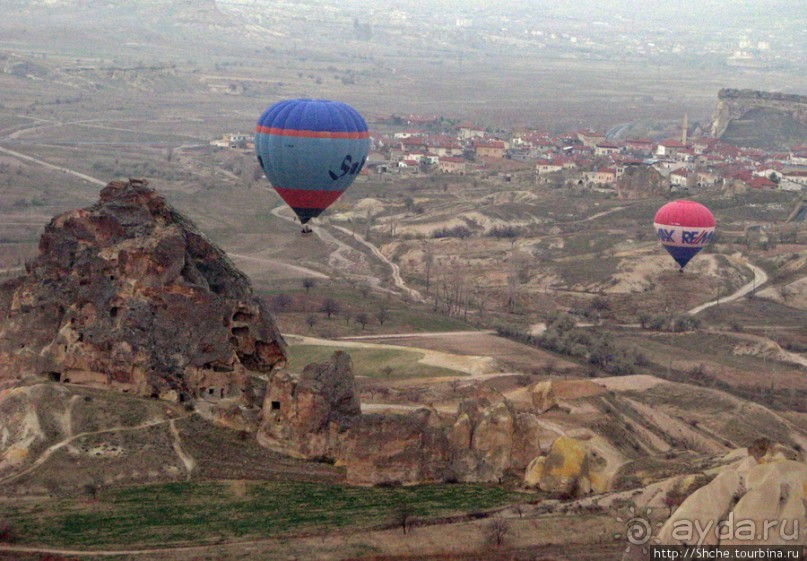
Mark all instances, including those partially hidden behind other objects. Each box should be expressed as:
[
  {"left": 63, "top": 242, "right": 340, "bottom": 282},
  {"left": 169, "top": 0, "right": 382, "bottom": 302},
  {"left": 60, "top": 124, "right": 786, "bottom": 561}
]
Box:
[{"left": 269, "top": 279, "right": 391, "bottom": 331}]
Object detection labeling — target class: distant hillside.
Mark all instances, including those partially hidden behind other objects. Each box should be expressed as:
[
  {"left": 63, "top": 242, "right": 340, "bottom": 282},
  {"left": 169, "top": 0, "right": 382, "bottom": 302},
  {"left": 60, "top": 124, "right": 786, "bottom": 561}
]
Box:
[
  {"left": 0, "top": 0, "right": 238, "bottom": 30},
  {"left": 711, "top": 88, "right": 807, "bottom": 150}
]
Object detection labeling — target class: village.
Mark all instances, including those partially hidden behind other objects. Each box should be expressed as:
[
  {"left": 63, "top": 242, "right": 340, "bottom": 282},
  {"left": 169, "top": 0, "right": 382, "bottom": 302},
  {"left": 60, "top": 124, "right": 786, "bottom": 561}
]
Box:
[{"left": 213, "top": 113, "right": 807, "bottom": 197}]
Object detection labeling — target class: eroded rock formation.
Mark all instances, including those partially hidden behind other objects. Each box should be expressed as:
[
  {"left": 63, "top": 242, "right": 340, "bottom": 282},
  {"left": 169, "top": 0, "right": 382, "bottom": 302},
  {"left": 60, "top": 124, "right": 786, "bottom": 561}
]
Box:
[
  {"left": 0, "top": 179, "right": 286, "bottom": 402},
  {"left": 655, "top": 439, "right": 806, "bottom": 548},
  {"left": 711, "top": 89, "right": 807, "bottom": 149},
  {"left": 258, "top": 353, "right": 556, "bottom": 485}
]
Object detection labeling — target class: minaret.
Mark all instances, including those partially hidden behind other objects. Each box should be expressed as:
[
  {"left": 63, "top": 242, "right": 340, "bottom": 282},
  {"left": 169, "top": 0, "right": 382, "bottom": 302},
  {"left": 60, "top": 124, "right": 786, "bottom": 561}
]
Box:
[{"left": 681, "top": 113, "right": 688, "bottom": 145}]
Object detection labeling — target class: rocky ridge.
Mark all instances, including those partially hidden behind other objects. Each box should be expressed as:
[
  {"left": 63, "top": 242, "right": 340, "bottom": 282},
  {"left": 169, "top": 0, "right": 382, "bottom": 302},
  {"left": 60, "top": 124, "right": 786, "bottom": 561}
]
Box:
[
  {"left": 0, "top": 179, "right": 286, "bottom": 403},
  {"left": 258, "top": 355, "right": 613, "bottom": 488}
]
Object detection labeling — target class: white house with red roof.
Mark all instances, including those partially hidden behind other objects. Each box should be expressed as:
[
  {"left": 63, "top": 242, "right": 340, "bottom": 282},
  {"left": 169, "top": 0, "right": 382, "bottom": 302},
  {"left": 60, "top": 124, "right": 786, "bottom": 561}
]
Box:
[
  {"left": 594, "top": 141, "right": 622, "bottom": 156},
  {"left": 670, "top": 168, "right": 694, "bottom": 188},
  {"left": 458, "top": 123, "right": 486, "bottom": 141},
  {"left": 438, "top": 157, "right": 467, "bottom": 174},
  {"left": 535, "top": 159, "right": 562, "bottom": 174},
  {"left": 397, "top": 159, "right": 421, "bottom": 172},
  {"left": 789, "top": 147, "right": 807, "bottom": 166},
  {"left": 656, "top": 140, "right": 687, "bottom": 158},
  {"left": 782, "top": 170, "right": 807, "bottom": 186},
  {"left": 577, "top": 130, "right": 606, "bottom": 148},
  {"left": 625, "top": 138, "right": 656, "bottom": 154},
  {"left": 475, "top": 141, "right": 506, "bottom": 159}
]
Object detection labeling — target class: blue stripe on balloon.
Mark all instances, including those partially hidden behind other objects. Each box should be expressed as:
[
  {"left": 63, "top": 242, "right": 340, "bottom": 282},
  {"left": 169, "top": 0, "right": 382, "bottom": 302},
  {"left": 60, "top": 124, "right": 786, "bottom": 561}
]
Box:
[
  {"left": 255, "top": 133, "right": 369, "bottom": 192},
  {"left": 663, "top": 245, "right": 703, "bottom": 269}
]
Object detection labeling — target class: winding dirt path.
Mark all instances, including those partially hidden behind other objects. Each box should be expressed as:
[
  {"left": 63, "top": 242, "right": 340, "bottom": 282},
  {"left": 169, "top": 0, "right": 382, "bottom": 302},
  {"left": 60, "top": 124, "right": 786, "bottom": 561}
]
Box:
[
  {"left": 168, "top": 419, "right": 196, "bottom": 481},
  {"left": 329, "top": 224, "right": 425, "bottom": 302},
  {"left": 0, "top": 414, "right": 192, "bottom": 486},
  {"left": 688, "top": 254, "right": 768, "bottom": 316}
]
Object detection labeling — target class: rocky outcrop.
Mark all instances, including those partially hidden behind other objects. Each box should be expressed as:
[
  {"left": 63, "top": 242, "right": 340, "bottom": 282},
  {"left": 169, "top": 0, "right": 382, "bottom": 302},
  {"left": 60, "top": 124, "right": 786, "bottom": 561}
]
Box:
[
  {"left": 258, "top": 351, "right": 359, "bottom": 460},
  {"left": 523, "top": 433, "right": 614, "bottom": 497},
  {"left": 656, "top": 441, "right": 806, "bottom": 547},
  {"left": 0, "top": 180, "right": 286, "bottom": 403},
  {"left": 530, "top": 381, "right": 558, "bottom": 414},
  {"left": 258, "top": 356, "right": 548, "bottom": 485},
  {"left": 711, "top": 89, "right": 807, "bottom": 149}
]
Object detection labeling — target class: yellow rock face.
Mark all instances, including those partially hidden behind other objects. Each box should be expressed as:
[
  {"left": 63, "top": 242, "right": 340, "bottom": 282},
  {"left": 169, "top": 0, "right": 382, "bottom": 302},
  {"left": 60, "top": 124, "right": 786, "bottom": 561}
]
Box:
[
  {"left": 524, "top": 456, "right": 545, "bottom": 487},
  {"left": 4, "top": 445, "right": 29, "bottom": 464},
  {"left": 538, "top": 435, "right": 589, "bottom": 496},
  {"left": 530, "top": 381, "right": 558, "bottom": 414}
]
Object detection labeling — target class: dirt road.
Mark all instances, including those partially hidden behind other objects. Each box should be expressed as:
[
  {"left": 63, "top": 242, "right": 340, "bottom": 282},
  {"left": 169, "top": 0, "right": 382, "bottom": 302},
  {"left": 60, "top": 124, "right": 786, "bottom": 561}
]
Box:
[
  {"left": 688, "top": 254, "right": 768, "bottom": 316},
  {"left": 0, "top": 145, "right": 106, "bottom": 188},
  {"left": 329, "top": 224, "right": 425, "bottom": 302}
]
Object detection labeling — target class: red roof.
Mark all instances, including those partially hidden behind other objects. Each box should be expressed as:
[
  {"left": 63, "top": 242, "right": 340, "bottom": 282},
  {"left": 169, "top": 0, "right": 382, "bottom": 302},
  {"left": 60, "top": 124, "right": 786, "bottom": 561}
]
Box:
[
  {"left": 748, "top": 176, "right": 776, "bottom": 189},
  {"left": 476, "top": 141, "right": 505, "bottom": 149},
  {"left": 659, "top": 140, "right": 687, "bottom": 148},
  {"left": 440, "top": 157, "right": 466, "bottom": 164}
]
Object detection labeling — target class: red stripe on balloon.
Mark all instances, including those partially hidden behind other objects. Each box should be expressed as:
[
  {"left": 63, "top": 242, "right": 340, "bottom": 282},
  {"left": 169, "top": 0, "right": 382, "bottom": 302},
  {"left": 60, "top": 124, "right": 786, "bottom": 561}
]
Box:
[
  {"left": 654, "top": 200, "right": 714, "bottom": 228},
  {"left": 273, "top": 187, "right": 345, "bottom": 209},
  {"left": 254, "top": 126, "right": 369, "bottom": 139}
]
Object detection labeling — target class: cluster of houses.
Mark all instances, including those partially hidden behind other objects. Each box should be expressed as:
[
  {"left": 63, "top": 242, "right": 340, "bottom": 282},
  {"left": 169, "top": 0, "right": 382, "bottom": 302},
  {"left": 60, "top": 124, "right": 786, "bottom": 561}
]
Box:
[
  {"left": 369, "top": 115, "right": 807, "bottom": 193},
  {"left": 210, "top": 117, "right": 807, "bottom": 193}
]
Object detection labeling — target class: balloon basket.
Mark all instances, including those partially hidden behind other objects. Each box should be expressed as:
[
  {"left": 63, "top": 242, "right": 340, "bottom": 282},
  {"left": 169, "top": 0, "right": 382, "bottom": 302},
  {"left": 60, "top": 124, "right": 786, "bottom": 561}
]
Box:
[{"left": 301, "top": 225, "right": 313, "bottom": 235}]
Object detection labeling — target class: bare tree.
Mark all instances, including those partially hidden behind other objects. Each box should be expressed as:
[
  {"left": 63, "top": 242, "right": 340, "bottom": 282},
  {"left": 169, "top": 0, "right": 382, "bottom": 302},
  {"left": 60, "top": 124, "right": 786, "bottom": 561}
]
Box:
[
  {"left": 253, "top": 165, "right": 264, "bottom": 182},
  {"left": 355, "top": 312, "right": 369, "bottom": 330},
  {"left": 305, "top": 313, "right": 317, "bottom": 331},
  {"left": 83, "top": 478, "right": 103, "bottom": 500},
  {"left": 342, "top": 308, "right": 352, "bottom": 326},
  {"left": 375, "top": 305, "right": 390, "bottom": 326},
  {"left": 513, "top": 503, "right": 525, "bottom": 518},
  {"left": 320, "top": 298, "right": 340, "bottom": 318},
  {"left": 302, "top": 278, "right": 316, "bottom": 293},
  {"left": 270, "top": 293, "right": 292, "bottom": 312},
  {"left": 392, "top": 502, "right": 415, "bottom": 535},
  {"left": 423, "top": 243, "right": 434, "bottom": 291},
  {"left": 0, "top": 521, "right": 18, "bottom": 544},
  {"left": 381, "top": 366, "right": 393, "bottom": 379},
  {"left": 486, "top": 517, "right": 510, "bottom": 546}
]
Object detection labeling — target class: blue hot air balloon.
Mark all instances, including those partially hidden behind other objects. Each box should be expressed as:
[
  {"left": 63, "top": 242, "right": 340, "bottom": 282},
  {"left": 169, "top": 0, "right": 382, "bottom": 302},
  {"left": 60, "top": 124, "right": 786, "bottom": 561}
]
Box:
[{"left": 255, "top": 99, "right": 370, "bottom": 232}]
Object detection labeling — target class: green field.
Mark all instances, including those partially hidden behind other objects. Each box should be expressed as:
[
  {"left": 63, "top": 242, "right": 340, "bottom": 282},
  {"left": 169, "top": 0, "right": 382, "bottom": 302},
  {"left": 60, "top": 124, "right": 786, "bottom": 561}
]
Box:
[
  {"left": 1, "top": 481, "right": 522, "bottom": 548},
  {"left": 288, "top": 344, "right": 465, "bottom": 379}
]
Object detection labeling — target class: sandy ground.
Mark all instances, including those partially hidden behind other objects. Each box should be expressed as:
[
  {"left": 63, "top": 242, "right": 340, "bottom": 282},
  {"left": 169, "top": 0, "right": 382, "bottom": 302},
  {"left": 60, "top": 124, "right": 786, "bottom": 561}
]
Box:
[
  {"left": 593, "top": 374, "right": 667, "bottom": 393},
  {"left": 757, "top": 274, "right": 807, "bottom": 311},
  {"left": 287, "top": 334, "right": 500, "bottom": 377},
  {"left": 356, "top": 332, "right": 579, "bottom": 374}
]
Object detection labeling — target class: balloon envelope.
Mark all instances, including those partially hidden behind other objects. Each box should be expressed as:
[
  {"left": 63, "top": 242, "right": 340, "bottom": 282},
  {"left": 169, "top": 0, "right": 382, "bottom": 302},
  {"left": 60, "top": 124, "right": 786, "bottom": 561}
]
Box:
[
  {"left": 255, "top": 99, "right": 370, "bottom": 224},
  {"left": 653, "top": 200, "right": 715, "bottom": 269}
]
